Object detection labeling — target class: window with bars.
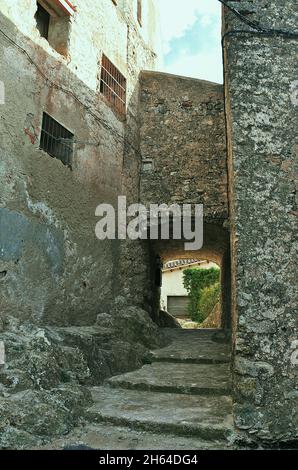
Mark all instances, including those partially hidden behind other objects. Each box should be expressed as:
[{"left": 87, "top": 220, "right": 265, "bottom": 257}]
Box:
[
  {"left": 40, "top": 113, "right": 74, "bottom": 168},
  {"left": 100, "top": 54, "right": 127, "bottom": 116}
]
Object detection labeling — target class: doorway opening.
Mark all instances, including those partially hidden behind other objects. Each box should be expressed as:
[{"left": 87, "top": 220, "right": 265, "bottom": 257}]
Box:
[
  {"left": 149, "top": 222, "right": 231, "bottom": 334},
  {"left": 160, "top": 259, "right": 221, "bottom": 329}
]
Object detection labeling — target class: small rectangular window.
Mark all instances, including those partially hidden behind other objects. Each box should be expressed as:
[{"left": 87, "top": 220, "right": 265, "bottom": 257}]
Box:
[
  {"left": 35, "top": 1, "right": 72, "bottom": 57},
  {"left": 142, "top": 158, "right": 154, "bottom": 172},
  {"left": 137, "top": 0, "right": 142, "bottom": 26},
  {"left": 40, "top": 112, "right": 74, "bottom": 168},
  {"left": 35, "top": 3, "right": 50, "bottom": 39},
  {"left": 100, "top": 54, "right": 127, "bottom": 116}
]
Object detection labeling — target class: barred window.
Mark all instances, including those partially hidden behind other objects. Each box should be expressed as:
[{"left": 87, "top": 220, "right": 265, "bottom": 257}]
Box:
[
  {"left": 40, "top": 112, "right": 74, "bottom": 168},
  {"left": 100, "top": 54, "right": 126, "bottom": 116}
]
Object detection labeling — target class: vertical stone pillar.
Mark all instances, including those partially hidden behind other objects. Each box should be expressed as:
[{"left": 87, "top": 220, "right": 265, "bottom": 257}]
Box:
[{"left": 223, "top": 1, "right": 298, "bottom": 442}]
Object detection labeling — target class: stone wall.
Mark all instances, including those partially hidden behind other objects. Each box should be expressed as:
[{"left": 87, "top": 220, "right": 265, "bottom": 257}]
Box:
[
  {"left": 138, "top": 71, "right": 230, "bottom": 327},
  {"left": 223, "top": 0, "right": 298, "bottom": 443},
  {"left": 0, "top": 1, "right": 158, "bottom": 325},
  {"left": 139, "top": 71, "right": 228, "bottom": 222}
]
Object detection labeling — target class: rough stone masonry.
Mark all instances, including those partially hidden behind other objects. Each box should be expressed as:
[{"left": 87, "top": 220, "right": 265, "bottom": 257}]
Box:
[{"left": 223, "top": 0, "right": 298, "bottom": 443}]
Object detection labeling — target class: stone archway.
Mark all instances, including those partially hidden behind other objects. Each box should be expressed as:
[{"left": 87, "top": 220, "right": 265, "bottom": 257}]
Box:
[{"left": 149, "top": 222, "right": 231, "bottom": 332}]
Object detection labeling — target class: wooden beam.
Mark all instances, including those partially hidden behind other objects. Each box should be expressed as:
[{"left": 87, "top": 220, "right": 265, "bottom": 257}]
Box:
[
  {"left": 38, "top": 0, "right": 75, "bottom": 17},
  {"left": 54, "top": 0, "right": 76, "bottom": 15},
  {"left": 38, "top": 0, "right": 58, "bottom": 17}
]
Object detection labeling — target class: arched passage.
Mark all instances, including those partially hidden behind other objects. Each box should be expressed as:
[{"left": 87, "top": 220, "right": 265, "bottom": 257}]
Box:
[{"left": 148, "top": 222, "right": 231, "bottom": 332}]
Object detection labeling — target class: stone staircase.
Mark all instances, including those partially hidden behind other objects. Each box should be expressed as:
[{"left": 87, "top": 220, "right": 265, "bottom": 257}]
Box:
[
  {"left": 42, "top": 328, "right": 233, "bottom": 450},
  {"left": 84, "top": 328, "right": 233, "bottom": 449}
]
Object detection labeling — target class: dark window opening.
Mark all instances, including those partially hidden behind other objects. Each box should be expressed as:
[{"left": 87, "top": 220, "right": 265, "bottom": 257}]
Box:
[
  {"left": 34, "top": 1, "right": 71, "bottom": 57},
  {"left": 137, "top": 0, "right": 142, "bottom": 26},
  {"left": 100, "top": 54, "right": 127, "bottom": 116},
  {"left": 40, "top": 112, "right": 74, "bottom": 168},
  {"left": 35, "top": 2, "right": 50, "bottom": 39}
]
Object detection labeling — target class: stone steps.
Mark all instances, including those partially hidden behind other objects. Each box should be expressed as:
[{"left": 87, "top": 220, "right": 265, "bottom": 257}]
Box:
[
  {"left": 146, "top": 355, "right": 230, "bottom": 365},
  {"left": 41, "top": 423, "right": 229, "bottom": 450},
  {"left": 145, "top": 329, "right": 230, "bottom": 365},
  {"left": 107, "top": 362, "right": 231, "bottom": 395},
  {"left": 83, "top": 329, "right": 233, "bottom": 447},
  {"left": 87, "top": 386, "right": 233, "bottom": 441}
]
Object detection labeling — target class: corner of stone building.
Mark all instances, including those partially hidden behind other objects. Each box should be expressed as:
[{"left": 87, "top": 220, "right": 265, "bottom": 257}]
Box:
[{"left": 222, "top": 0, "right": 298, "bottom": 445}]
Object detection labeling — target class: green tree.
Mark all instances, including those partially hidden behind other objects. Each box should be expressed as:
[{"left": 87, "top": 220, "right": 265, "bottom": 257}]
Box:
[
  {"left": 183, "top": 267, "right": 220, "bottom": 322},
  {"left": 198, "top": 282, "right": 220, "bottom": 322}
]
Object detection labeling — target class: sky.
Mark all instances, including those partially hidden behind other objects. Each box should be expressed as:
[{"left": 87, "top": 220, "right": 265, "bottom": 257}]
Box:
[{"left": 157, "top": 0, "right": 223, "bottom": 84}]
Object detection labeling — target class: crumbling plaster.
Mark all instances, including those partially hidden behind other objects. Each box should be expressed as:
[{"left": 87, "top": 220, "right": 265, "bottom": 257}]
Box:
[{"left": 0, "top": 0, "right": 158, "bottom": 324}]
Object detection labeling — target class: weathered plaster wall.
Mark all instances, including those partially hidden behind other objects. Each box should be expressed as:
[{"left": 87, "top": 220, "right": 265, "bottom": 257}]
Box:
[
  {"left": 0, "top": 0, "right": 158, "bottom": 92},
  {"left": 0, "top": 0, "right": 158, "bottom": 325},
  {"left": 139, "top": 71, "right": 228, "bottom": 222},
  {"left": 223, "top": 1, "right": 298, "bottom": 443}
]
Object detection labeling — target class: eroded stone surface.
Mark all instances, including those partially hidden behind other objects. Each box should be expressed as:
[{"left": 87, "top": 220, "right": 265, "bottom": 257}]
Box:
[
  {"left": 0, "top": 385, "right": 92, "bottom": 449},
  {"left": 40, "top": 423, "right": 230, "bottom": 450},
  {"left": 88, "top": 386, "right": 233, "bottom": 441},
  {"left": 108, "top": 363, "right": 231, "bottom": 395},
  {"left": 82, "top": 328, "right": 233, "bottom": 446},
  {"left": 224, "top": 0, "right": 298, "bottom": 443},
  {"left": 0, "top": 310, "right": 165, "bottom": 449},
  {"left": 147, "top": 329, "right": 230, "bottom": 364}
]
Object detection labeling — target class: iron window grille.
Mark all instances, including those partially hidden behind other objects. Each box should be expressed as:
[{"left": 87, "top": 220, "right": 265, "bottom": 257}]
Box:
[
  {"left": 100, "top": 54, "right": 127, "bottom": 116},
  {"left": 35, "top": 2, "right": 50, "bottom": 39},
  {"left": 40, "top": 112, "right": 74, "bottom": 168}
]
